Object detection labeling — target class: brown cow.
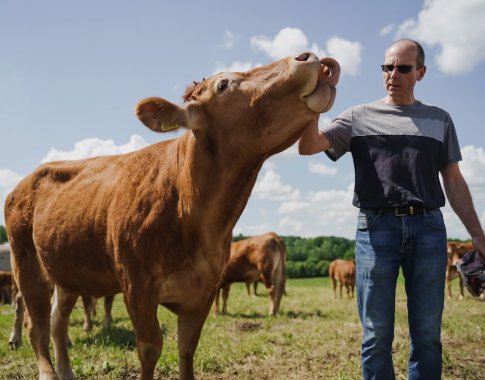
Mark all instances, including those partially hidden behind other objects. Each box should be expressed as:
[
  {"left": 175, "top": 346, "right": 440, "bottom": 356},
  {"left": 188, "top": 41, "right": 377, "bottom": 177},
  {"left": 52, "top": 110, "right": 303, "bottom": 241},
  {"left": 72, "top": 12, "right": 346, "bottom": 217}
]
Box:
[
  {"left": 5, "top": 52, "right": 339, "bottom": 380},
  {"left": 446, "top": 241, "right": 473, "bottom": 300},
  {"left": 329, "top": 259, "right": 356, "bottom": 299},
  {"left": 214, "top": 232, "right": 287, "bottom": 316},
  {"left": 0, "top": 270, "right": 12, "bottom": 304},
  {"left": 81, "top": 295, "right": 115, "bottom": 332}
]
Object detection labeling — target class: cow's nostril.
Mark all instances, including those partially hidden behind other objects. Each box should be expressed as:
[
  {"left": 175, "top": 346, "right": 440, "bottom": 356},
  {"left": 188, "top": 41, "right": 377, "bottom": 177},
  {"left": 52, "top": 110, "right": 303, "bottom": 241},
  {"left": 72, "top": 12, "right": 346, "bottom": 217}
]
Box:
[{"left": 295, "top": 53, "right": 311, "bottom": 62}]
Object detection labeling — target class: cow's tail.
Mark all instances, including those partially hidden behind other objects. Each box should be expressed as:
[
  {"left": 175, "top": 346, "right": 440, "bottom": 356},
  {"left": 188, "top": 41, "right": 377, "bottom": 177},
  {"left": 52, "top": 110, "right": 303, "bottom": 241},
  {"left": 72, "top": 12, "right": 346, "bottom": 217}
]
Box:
[{"left": 270, "top": 233, "right": 287, "bottom": 314}]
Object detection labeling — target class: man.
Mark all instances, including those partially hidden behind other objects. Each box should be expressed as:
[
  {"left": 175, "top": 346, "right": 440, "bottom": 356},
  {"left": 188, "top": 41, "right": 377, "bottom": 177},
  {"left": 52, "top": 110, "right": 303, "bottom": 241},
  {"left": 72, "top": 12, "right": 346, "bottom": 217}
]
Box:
[{"left": 299, "top": 39, "right": 485, "bottom": 380}]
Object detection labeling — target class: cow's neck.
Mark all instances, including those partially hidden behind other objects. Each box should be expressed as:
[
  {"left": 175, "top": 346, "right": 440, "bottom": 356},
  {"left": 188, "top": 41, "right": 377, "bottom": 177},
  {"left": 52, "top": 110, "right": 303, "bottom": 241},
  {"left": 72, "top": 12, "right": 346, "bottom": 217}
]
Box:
[{"left": 178, "top": 133, "right": 265, "bottom": 238}]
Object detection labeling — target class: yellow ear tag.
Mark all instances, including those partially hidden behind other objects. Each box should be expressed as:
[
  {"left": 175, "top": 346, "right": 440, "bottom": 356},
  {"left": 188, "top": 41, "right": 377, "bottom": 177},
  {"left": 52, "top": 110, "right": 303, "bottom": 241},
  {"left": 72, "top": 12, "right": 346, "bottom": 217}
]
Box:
[{"left": 160, "top": 124, "right": 179, "bottom": 132}]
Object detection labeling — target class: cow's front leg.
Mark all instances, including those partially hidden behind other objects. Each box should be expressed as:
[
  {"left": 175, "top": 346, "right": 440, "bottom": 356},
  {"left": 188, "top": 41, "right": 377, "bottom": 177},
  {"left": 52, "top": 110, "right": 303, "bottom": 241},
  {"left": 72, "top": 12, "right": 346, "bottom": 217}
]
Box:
[
  {"left": 124, "top": 291, "right": 161, "bottom": 380},
  {"left": 177, "top": 292, "right": 215, "bottom": 380}
]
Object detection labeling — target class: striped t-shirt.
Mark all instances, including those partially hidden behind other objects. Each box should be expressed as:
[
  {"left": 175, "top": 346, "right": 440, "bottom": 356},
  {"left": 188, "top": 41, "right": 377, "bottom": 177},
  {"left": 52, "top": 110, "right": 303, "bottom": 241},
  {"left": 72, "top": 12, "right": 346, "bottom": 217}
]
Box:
[{"left": 322, "top": 99, "right": 462, "bottom": 209}]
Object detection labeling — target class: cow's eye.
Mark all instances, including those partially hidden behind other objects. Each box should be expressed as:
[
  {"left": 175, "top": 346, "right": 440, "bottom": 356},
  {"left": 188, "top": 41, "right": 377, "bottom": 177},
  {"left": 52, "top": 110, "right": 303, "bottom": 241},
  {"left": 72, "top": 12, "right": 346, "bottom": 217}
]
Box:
[{"left": 217, "top": 79, "right": 229, "bottom": 94}]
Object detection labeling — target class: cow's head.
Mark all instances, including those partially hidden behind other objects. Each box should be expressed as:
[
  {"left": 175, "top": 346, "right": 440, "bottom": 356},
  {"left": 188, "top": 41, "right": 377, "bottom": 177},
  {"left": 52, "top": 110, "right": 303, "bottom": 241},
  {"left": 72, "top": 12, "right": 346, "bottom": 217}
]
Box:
[{"left": 136, "top": 52, "right": 339, "bottom": 158}]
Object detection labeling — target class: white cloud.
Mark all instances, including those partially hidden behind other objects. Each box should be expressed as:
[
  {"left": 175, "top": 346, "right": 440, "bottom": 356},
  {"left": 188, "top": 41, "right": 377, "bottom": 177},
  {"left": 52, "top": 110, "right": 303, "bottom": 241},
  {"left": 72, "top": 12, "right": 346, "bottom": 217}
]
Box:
[
  {"left": 0, "top": 168, "right": 24, "bottom": 226},
  {"left": 278, "top": 200, "right": 309, "bottom": 214},
  {"left": 460, "top": 145, "right": 485, "bottom": 189},
  {"left": 253, "top": 167, "right": 300, "bottom": 201},
  {"left": 223, "top": 30, "right": 237, "bottom": 49},
  {"left": 380, "top": 24, "right": 395, "bottom": 36},
  {"left": 41, "top": 134, "right": 148, "bottom": 163},
  {"left": 326, "top": 37, "right": 363, "bottom": 77},
  {"left": 279, "top": 216, "right": 303, "bottom": 234},
  {"left": 251, "top": 27, "right": 309, "bottom": 60},
  {"left": 396, "top": 0, "right": 485, "bottom": 74},
  {"left": 308, "top": 161, "right": 338, "bottom": 176},
  {"left": 250, "top": 27, "right": 362, "bottom": 77},
  {"left": 212, "top": 61, "right": 261, "bottom": 75}
]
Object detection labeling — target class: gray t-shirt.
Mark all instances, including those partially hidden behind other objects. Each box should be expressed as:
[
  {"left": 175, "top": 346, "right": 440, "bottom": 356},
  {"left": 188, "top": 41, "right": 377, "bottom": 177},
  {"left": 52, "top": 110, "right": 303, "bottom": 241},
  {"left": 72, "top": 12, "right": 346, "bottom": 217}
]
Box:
[{"left": 322, "top": 99, "right": 462, "bottom": 209}]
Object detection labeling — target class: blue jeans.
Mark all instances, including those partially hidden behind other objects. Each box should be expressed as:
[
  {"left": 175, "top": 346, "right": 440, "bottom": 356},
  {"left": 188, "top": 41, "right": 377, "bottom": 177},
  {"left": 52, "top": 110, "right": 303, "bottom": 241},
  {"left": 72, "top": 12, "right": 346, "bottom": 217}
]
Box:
[{"left": 356, "top": 209, "right": 447, "bottom": 380}]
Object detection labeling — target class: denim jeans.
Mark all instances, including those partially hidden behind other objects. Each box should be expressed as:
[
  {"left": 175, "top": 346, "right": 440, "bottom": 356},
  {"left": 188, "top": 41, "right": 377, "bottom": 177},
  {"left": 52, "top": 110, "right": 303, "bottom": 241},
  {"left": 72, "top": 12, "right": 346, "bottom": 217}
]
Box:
[{"left": 355, "top": 208, "right": 447, "bottom": 380}]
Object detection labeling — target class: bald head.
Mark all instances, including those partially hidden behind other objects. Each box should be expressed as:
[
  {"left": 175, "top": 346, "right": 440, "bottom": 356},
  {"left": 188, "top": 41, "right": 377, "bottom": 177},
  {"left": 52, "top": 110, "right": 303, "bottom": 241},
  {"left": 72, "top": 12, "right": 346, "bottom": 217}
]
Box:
[{"left": 386, "top": 39, "right": 425, "bottom": 68}]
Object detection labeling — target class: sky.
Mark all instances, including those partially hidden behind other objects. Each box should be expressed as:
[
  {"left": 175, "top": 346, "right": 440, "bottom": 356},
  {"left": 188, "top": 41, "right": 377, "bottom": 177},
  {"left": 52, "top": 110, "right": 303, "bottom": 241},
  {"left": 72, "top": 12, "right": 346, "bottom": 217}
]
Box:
[{"left": 1, "top": 0, "right": 485, "bottom": 240}]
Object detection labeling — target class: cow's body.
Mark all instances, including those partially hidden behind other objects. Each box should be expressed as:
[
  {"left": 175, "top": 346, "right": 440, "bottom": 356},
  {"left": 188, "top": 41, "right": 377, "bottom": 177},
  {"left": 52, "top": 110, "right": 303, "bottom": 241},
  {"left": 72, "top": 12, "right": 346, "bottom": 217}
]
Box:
[
  {"left": 446, "top": 241, "right": 473, "bottom": 299},
  {"left": 5, "top": 52, "right": 339, "bottom": 380},
  {"left": 329, "top": 259, "right": 356, "bottom": 299},
  {"left": 214, "top": 232, "right": 286, "bottom": 316}
]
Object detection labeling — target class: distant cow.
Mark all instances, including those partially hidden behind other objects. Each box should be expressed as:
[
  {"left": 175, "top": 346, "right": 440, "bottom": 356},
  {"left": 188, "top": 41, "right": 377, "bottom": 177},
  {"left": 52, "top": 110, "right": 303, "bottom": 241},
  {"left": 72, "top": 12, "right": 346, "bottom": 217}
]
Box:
[
  {"left": 0, "top": 270, "right": 12, "bottom": 304},
  {"left": 5, "top": 52, "right": 339, "bottom": 379},
  {"left": 214, "top": 232, "right": 287, "bottom": 316},
  {"left": 329, "top": 259, "right": 356, "bottom": 299},
  {"left": 81, "top": 295, "right": 115, "bottom": 332},
  {"left": 446, "top": 241, "right": 473, "bottom": 300}
]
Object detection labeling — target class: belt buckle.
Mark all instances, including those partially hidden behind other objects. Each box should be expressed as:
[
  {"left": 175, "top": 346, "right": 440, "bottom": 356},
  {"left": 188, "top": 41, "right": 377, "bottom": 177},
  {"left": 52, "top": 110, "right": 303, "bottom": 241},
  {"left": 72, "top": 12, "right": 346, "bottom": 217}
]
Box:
[{"left": 395, "top": 206, "right": 413, "bottom": 216}]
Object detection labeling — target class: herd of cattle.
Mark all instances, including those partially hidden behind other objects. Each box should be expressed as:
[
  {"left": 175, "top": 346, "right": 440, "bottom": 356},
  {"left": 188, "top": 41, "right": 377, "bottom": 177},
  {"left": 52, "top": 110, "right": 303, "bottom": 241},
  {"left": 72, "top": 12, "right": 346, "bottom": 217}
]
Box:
[
  {"left": 0, "top": 52, "right": 480, "bottom": 380},
  {"left": 0, "top": 239, "right": 476, "bottom": 336}
]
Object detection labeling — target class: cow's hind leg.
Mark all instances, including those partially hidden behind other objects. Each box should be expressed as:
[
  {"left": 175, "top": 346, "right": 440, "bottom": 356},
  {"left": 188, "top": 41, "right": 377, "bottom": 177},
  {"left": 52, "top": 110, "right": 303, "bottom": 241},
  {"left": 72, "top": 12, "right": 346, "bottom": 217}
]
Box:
[
  {"left": 11, "top": 243, "right": 57, "bottom": 379},
  {"left": 51, "top": 287, "right": 77, "bottom": 379},
  {"left": 8, "top": 283, "right": 24, "bottom": 349},
  {"left": 177, "top": 293, "right": 215, "bottom": 380}
]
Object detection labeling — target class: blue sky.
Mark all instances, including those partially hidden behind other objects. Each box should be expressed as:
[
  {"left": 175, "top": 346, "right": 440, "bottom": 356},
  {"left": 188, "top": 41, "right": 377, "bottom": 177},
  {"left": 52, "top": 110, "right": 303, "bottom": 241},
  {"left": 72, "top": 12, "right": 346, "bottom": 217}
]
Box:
[{"left": 1, "top": 0, "right": 485, "bottom": 239}]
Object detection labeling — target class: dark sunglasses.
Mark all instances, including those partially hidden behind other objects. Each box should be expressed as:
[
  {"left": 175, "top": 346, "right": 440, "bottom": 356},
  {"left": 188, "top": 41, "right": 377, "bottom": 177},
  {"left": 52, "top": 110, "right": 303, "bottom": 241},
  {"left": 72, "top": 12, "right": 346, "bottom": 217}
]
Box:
[{"left": 381, "top": 64, "right": 415, "bottom": 74}]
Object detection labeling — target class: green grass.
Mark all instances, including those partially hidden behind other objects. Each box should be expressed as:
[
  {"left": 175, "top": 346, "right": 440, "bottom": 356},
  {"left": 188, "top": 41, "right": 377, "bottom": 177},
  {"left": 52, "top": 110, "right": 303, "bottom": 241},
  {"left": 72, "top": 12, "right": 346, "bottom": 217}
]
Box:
[{"left": 0, "top": 277, "right": 483, "bottom": 379}]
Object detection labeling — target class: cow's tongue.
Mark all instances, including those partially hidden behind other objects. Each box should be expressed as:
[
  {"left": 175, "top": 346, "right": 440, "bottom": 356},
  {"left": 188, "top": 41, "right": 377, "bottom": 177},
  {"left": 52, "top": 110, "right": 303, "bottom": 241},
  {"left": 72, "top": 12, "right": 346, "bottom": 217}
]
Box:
[{"left": 305, "top": 58, "right": 340, "bottom": 113}]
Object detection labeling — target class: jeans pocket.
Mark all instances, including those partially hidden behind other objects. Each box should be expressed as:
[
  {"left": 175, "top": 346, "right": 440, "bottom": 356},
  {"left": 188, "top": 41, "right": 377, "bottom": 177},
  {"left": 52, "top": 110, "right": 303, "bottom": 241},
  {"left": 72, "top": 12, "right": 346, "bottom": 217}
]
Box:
[
  {"left": 357, "top": 211, "right": 380, "bottom": 231},
  {"left": 424, "top": 209, "right": 446, "bottom": 230}
]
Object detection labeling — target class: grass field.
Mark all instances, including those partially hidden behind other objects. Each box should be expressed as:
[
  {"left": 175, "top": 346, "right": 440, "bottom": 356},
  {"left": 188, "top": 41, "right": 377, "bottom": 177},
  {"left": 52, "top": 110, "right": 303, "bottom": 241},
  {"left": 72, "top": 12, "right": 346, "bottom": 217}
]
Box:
[{"left": 0, "top": 277, "right": 483, "bottom": 379}]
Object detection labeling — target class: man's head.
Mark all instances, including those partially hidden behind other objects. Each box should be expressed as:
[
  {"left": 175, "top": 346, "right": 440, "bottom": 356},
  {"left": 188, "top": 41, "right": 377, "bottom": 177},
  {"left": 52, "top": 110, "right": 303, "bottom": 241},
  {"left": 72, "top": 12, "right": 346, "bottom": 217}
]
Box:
[{"left": 382, "top": 39, "right": 427, "bottom": 105}]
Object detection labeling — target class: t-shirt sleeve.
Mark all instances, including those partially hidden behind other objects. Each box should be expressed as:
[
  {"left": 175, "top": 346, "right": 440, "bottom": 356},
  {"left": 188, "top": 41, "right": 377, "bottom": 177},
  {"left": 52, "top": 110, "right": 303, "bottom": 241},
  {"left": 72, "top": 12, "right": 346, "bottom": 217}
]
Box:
[
  {"left": 443, "top": 114, "right": 462, "bottom": 167},
  {"left": 321, "top": 107, "right": 353, "bottom": 161}
]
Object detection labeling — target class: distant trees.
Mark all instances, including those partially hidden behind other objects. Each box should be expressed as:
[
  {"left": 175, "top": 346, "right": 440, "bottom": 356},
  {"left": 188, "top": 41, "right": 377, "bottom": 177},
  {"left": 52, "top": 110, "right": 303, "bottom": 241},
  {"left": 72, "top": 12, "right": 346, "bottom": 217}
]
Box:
[
  {"left": 0, "top": 225, "right": 7, "bottom": 244},
  {"left": 283, "top": 235, "right": 355, "bottom": 278}
]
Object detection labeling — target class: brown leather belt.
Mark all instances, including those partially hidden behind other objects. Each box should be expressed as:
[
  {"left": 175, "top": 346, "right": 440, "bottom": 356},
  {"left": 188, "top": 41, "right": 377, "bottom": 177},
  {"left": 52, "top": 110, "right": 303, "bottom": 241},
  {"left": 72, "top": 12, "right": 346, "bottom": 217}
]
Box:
[{"left": 378, "top": 206, "right": 434, "bottom": 216}]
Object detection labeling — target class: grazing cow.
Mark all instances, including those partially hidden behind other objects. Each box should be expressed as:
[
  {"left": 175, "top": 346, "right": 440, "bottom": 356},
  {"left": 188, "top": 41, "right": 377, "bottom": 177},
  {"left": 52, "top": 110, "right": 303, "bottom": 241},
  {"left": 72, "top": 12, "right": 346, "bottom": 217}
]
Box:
[
  {"left": 5, "top": 52, "right": 339, "bottom": 380},
  {"left": 329, "top": 259, "right": 356, "bottom": 299},
  {"left": 245, "top": 281, "right": 261, "bottom": 296},
  {"left": 214, "top": 232, "right": 287, "bottom": 316},
  {"left": 81, "top": 295, "right": 115, "bottom": 332},
  {"left": 446, "top": 241, "right": 473, "bottom": 300},
  {"left": 0, "top": 270, "right": 12, "bottom": 304},
  {"left": 0, "top": 243, "right": 10, "bottom": 271}
]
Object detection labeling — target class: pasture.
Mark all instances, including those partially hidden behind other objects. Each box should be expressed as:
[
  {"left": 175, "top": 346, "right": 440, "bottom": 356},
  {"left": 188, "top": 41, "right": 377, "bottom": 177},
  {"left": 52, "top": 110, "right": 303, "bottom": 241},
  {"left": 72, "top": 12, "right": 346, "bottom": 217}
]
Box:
[{"left": 0, "top": 277, "right": 483, "bottom": 379}]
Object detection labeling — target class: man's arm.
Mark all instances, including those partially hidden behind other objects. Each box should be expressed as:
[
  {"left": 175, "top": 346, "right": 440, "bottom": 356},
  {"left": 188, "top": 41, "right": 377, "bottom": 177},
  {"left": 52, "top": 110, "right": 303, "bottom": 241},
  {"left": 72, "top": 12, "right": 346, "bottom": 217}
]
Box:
[
  {"left": 441, "top": 162, "right": 485, "bottom": 259},
  {"left": 298, "top": 118, "right": 332, "bottom": 155}
]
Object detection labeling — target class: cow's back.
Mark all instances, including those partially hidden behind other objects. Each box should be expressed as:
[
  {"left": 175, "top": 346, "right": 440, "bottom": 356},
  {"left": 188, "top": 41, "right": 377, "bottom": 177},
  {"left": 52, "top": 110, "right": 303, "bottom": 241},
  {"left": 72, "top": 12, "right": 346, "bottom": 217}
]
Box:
[{"left": 5, "top": 139, "right": 182, "bottom": 296}]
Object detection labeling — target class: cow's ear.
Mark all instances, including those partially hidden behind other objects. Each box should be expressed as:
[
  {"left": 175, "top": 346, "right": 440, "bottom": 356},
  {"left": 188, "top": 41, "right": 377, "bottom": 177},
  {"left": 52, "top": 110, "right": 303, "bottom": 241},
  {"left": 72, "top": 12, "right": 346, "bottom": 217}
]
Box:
[{"left": 135, "top": 97, "right": 188, "bottom": 132}]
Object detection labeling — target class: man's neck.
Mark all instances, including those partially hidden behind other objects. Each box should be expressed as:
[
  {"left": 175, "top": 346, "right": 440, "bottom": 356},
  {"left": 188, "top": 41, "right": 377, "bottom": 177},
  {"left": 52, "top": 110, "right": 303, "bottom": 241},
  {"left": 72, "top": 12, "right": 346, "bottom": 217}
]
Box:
[{"left": 384, "top": 95, "right": 416, "bottom": 106}]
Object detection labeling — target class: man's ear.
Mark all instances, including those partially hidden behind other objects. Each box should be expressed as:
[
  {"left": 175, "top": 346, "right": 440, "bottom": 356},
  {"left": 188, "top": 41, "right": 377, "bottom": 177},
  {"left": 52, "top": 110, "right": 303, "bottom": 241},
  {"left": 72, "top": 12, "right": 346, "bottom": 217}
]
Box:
[
  {"left": 135, "top": 97, "right": 188, "bottom": 132},
  {"left": 417, "top": 65, "right": 426, "bottom": 81}
]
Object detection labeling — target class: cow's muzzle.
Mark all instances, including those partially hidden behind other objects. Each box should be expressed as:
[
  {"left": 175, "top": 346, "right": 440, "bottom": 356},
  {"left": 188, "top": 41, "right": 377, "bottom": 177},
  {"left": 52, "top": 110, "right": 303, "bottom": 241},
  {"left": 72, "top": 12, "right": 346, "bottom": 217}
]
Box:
[{"left": 304, "top": 57, "right": 340, "bottom": 113}]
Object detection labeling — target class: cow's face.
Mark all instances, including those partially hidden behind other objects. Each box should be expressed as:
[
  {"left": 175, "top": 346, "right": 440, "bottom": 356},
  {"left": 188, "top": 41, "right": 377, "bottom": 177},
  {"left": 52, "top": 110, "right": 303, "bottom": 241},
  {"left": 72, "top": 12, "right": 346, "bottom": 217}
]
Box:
[{"left": 136, "top": 52, "right": 339, "bottom": 157}]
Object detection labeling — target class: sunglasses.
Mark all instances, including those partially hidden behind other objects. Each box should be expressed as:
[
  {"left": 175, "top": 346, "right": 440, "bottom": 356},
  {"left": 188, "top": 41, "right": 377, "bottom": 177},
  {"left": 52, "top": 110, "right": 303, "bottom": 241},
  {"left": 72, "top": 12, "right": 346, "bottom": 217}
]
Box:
[{"left": 381, "top": 64, "right": 415, "bottom": 74}]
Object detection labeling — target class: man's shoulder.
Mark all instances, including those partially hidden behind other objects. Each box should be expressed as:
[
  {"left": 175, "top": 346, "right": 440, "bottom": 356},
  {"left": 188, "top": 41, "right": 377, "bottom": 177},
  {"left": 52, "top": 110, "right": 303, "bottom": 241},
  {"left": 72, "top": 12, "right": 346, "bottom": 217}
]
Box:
[{"left": 415, "top": 101, "right": 452, "bottom": 119}]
